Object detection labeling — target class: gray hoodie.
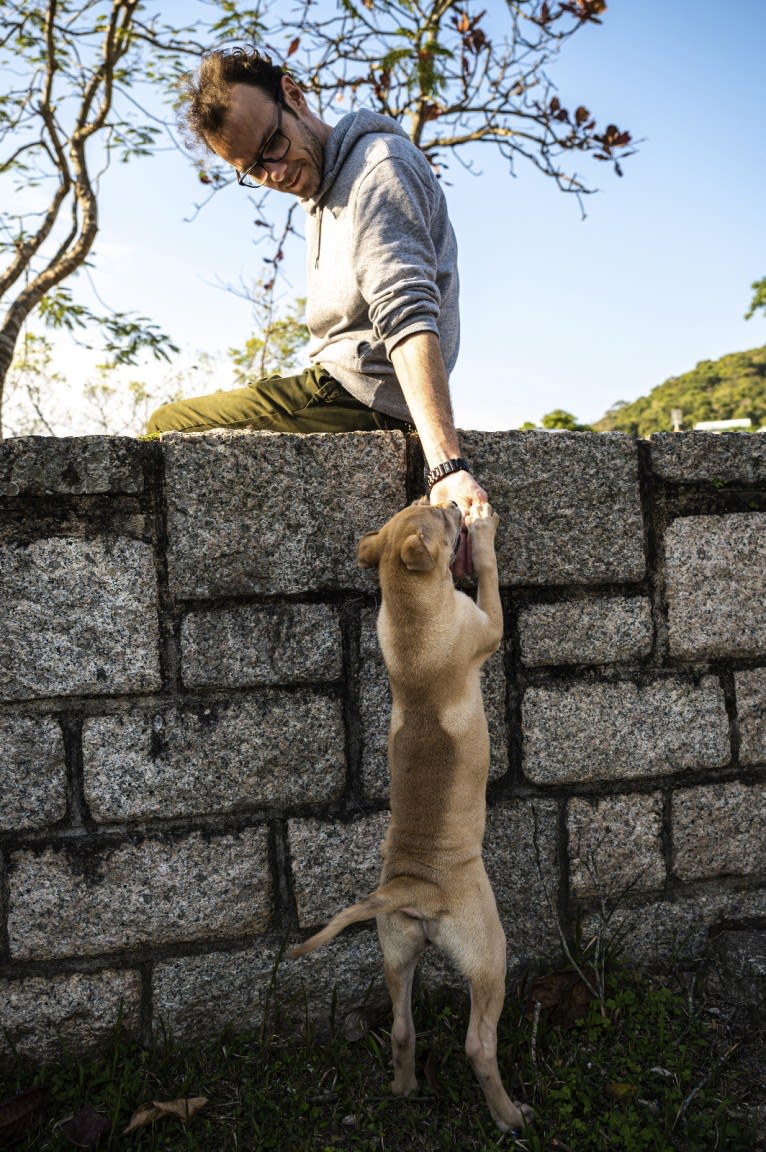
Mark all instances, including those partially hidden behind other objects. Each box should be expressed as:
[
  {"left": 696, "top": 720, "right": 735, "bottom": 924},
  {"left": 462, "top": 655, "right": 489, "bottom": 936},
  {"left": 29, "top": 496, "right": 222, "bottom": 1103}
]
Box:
[{"left": 300, "top": 109, "right": 460, "bottom": 423}]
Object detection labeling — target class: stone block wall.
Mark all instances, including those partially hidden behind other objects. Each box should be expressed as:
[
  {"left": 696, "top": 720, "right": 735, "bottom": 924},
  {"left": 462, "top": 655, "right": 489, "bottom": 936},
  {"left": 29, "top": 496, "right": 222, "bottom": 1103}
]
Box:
[{"left": 1, "top": 429, "right": 765, "bottom": 1058}]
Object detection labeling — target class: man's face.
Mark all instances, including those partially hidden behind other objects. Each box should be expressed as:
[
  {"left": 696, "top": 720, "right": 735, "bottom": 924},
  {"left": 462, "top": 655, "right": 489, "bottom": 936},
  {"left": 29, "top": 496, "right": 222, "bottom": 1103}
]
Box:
[{"left": 210, "top": 80, "right": 325, "bottom": 200}]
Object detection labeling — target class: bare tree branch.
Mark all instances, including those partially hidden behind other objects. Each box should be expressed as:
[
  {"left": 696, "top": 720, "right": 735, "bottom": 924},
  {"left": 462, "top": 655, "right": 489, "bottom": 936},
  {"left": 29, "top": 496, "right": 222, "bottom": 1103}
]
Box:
[{"left": 0, "top": 0, "right": 206, "bottom": 432}]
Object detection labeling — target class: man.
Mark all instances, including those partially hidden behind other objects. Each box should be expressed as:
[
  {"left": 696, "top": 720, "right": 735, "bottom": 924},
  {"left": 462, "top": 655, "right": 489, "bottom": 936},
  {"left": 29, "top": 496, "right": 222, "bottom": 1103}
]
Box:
[{"left": 148, "top": 47, "right": 487, "bottom": 525}]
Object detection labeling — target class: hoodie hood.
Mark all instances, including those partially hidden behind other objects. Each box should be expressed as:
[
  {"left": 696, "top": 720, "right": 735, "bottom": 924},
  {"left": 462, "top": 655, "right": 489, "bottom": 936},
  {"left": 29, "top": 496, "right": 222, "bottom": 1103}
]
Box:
[{"left": 301, "top": 109, "right": 411, "bottom": 214}]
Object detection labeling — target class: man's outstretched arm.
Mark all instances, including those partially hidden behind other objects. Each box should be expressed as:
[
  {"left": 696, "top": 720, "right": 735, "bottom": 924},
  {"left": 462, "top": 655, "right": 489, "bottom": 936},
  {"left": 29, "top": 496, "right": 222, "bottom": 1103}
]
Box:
[{"left": 390, "top": 330, "right": 488, "bottom": 515}]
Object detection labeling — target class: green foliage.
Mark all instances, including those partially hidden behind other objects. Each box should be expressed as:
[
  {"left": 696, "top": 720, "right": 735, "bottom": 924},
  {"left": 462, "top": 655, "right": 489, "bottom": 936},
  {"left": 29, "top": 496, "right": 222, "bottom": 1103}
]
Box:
[
  {"left": 515, "top": 968, "right": 753, "bottom": 1152},
  {"left": 541, "top": 408, "right": 593, "bottom": 431},
  {"left": 518, "top": 410, "right": 593, "bottom": 431},
  {"left": 594, "top": 345, "right": 766, "bottom": 436},
  {"left": 39, "top": 286, "right": 180, "bottom": 368},
  {"left": 0, "top": 965, "right": 757, "bottom": 1151},
  {"left": 745, "top": 276, "right": 766, "bottom": 320},
  {"left": 229, "top": 290, "right": 309, "bottom": 381}
]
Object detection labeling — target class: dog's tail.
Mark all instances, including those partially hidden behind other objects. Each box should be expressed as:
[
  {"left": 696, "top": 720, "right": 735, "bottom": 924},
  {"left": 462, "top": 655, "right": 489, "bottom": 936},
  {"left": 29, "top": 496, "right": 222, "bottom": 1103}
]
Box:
[{"left": 288, "top": 878, "right": 424, "bottom": 959}]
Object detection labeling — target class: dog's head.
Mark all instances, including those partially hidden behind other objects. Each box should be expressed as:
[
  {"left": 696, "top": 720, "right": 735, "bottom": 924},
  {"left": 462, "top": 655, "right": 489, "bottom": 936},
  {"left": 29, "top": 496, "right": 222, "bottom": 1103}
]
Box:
[{"left": 357, "top": 500, "right": 463, "bottom": 576}]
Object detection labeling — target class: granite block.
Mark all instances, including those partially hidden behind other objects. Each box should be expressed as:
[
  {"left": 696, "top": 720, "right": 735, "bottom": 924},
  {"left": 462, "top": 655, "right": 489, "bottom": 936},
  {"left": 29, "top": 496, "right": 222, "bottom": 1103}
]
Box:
[
  {"left": 736, "top": 667, "right": 766, "bottom": 765},
  {"left": 181, "top": 603, "right": 343, "bottom": 687},
  {"left": 581, "top": 887, "right": 766, "bottom": 967},
  {"left": 673, "top": 782, "right": 766, "bottom": 881},
  {"left": 484, "top": 799, "right": 561, "bottom": 964},
  {"left": 518, "top": 596, "right": 653, "bottom": 666},
  {"left": 523, "top": 675, "right": 729, "bottom": 785},
  {"left": 289, "top": 812, "right": 389, "bottom": 927},
  {"left": 650, "top": 431, "right": 766, "bottom": 484},
  {"left": 568, "top": 793, "right": 665, "bottom": 898},
  {"left": 163, "top": 430, "right": 407, "bottom": 598},
  {"left": 0, "top": 436, "right": 144, "bottom": 496},
  {"left": 0, "top": 536, "right": 161, "bottom": 700},
  {"left": 284, "top": 930, "right": 388, "bottom": 1029},
  {"left": 665, "top": 514, "right": 766, "bottom": 659},
  {"left": 358, "top": 605, "right": 390, "bottom": 799},
  {"left": 153, "top": 946, "right": 276, "bottom": 1041},
  {"left": 0, "top": 969, "right": 141, "bottom": 1059},
  {"left": 460, "top": 431, "right": 646, "bottom": 585},
  {"left": 7, "top": 828, "right": 272, "bottom": 959},
  {"left": 705, "top": 929, "right": 766, "bottom": 1012},
  {"left": 0, "top": 715, "right": 66, "bottom": 831},
  {"left": 83, "top": 693, "right": 346, "bottom": 820}
]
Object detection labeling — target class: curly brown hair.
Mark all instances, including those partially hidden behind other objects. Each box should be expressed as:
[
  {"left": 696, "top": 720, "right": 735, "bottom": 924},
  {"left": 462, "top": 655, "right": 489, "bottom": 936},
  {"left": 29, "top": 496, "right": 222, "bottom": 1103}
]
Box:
[{"left": 178, "top": 47, "right": 285, "bottom": 149}]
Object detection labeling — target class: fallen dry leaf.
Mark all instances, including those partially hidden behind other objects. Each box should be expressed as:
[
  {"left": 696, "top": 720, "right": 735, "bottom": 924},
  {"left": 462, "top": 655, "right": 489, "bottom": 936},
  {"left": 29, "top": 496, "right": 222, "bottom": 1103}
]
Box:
[
  {"left": 60, "top": 1103, "right": 111, "bottom": 1148},
  {"left": 606, "top": 1081, "right": 638, "bottom": 1102},
  {"left": 123, "top": 1097, "right": 207, "bottom": 1135}
]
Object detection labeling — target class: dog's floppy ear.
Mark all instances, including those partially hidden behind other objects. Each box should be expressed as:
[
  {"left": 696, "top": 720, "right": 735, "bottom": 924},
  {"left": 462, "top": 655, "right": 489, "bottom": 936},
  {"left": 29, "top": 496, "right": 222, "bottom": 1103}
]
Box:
[
  {"left": 357, "top": 530, "right": 382, "bottom": 570},
  {"left": 400, "top": 530, "right": 436, "bottom": 572}
]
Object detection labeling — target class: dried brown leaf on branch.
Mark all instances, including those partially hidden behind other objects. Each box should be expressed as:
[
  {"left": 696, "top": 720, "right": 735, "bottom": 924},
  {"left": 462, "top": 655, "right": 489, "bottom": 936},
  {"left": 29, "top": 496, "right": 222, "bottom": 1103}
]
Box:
[{"left": 524, "top": 969, "right": 594, "bottom": 1028}]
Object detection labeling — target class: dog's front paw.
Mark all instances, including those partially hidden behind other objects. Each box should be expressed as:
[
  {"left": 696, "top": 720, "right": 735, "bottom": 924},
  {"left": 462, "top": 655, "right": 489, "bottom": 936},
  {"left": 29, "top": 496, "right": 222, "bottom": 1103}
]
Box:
[{"left": 466, "top": 501, "right": 499, "bottom": 533}]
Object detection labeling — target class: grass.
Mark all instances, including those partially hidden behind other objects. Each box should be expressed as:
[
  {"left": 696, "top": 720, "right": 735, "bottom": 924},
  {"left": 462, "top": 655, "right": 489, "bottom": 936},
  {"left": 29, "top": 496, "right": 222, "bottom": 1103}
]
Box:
[{"left": 0, "top": 962, "right": 761, "bottom": 1151}]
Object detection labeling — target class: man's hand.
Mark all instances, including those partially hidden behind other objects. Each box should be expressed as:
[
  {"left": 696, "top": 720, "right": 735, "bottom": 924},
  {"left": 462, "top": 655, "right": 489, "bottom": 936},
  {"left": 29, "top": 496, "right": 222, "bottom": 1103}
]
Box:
[
  {"left": 429, "top": 467, "right": 488, "bottom": 518},
  {"left": 429, "top": 469, "right": 489, "bottom": 579}
]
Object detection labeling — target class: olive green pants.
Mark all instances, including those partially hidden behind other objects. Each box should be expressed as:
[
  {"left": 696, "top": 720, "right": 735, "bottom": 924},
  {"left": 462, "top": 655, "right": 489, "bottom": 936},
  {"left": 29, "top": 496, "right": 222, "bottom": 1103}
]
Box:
[{"left": 146, "top": 365, "right": 412, "bottom": 436}]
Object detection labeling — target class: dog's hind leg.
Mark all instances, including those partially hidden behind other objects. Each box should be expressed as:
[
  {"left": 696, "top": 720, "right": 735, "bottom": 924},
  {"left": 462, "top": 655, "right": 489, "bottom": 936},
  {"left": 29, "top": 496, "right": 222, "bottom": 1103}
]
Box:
[
  {"left": 439, "top": 882, "right": 533, "bottom": 1134},
  {"left": 465, "top": 959, "right": 531, "bottom": 1133},
  {"left": 378, "top": 912, "right": 427, "bottom": 1096}
]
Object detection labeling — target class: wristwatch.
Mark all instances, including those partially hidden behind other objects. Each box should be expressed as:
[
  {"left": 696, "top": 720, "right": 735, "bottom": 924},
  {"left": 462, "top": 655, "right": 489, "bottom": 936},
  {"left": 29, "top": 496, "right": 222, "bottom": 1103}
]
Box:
[{"left": 425, "top": 457, "right": 471, "bottom": 494}]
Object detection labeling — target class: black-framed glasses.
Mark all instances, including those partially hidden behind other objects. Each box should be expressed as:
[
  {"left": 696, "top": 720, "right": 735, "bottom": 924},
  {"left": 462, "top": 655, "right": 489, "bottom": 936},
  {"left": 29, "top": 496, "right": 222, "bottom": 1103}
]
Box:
[{"left": 236, "top": 94, "right": 291, "bottom": 187}]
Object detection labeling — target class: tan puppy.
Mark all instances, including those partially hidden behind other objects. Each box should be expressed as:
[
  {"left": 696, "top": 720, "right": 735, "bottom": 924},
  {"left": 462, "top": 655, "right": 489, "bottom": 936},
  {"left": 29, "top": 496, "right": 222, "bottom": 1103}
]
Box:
[{"left": 290, "top": 500, "right": 531, "bottom": 1134}]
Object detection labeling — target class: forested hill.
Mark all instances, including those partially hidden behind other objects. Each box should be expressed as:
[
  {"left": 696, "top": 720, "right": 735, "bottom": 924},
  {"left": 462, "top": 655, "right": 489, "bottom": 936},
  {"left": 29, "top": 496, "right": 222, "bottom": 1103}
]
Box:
[{"left": 594, "top": 345, "right": 766, "bottom": 436}]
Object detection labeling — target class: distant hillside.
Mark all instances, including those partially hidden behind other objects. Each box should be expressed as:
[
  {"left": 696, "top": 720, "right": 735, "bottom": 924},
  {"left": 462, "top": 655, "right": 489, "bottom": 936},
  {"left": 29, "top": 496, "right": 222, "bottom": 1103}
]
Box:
[{"left": 594, "top": 345, "right": 766, "bottom": 436}]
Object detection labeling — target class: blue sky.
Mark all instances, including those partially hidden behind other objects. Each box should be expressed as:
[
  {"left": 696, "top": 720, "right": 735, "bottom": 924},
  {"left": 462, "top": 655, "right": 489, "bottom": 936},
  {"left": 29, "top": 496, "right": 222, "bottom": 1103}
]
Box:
[{"left": 67, "top": 0, "right": 766, "bottom": 432}]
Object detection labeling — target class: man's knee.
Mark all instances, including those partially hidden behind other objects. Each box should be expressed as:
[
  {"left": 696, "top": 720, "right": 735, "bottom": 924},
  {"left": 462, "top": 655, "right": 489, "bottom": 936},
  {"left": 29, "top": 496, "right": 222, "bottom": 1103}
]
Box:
[
  {"left": 146, "top": 403, "right": 171, "bottom": 435},
  {"left": 146, "top": 400, "right": 187, "bottom": 435}
]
